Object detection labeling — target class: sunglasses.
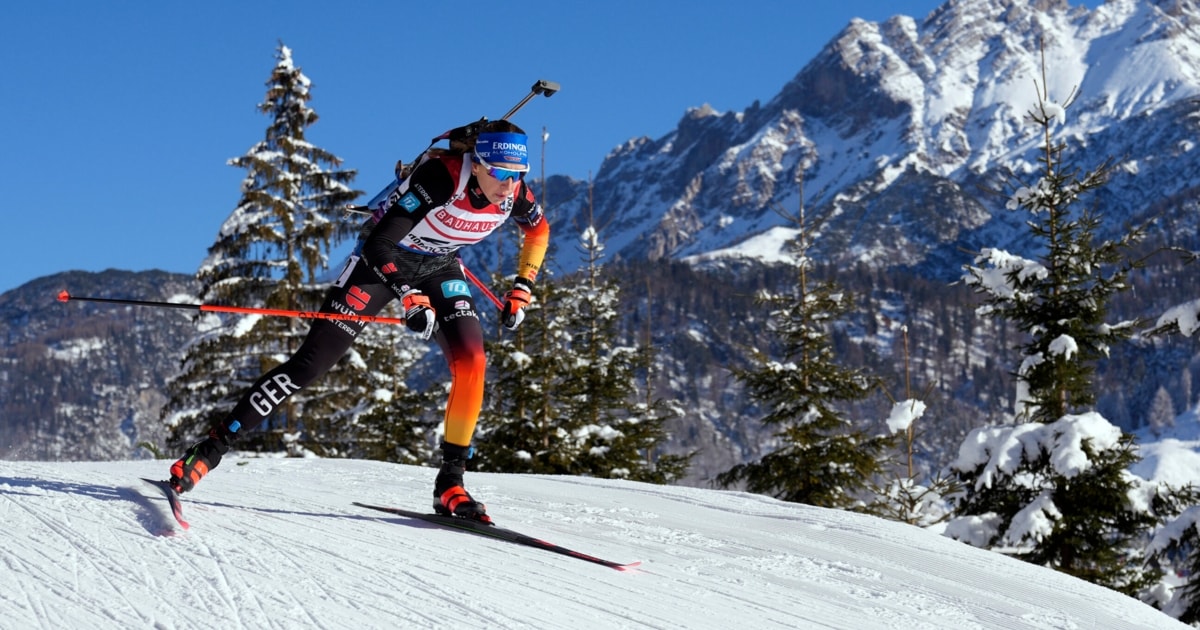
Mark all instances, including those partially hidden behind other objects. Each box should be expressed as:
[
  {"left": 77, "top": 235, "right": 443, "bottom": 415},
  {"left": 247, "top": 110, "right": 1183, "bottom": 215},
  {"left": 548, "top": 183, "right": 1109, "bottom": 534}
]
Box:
[{"left": 473, "top": 153, "right": 526, "bottom": 182}]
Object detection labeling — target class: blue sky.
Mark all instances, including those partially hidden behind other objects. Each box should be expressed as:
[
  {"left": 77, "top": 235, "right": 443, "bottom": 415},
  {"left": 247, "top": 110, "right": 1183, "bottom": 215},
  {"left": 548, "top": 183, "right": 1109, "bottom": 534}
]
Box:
[{"left": 0, "top": 1, "right": 1096, "bottom": 295}]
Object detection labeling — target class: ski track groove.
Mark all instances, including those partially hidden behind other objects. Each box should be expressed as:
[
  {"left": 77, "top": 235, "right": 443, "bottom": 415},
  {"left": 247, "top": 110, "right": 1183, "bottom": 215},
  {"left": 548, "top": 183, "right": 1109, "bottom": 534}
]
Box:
[
  {"left": 201, "top": 540, "right": 266, "bottom": 630},
  {"left": 350, "top": 510, "right": 674, "bottom": 628},
  {"left": 1, "top": 543, "right": 55, "bottom": 628},
  {"left": 185, "top": 494, "right": 486, "bottom": 627},
  {"left": 347, "top": 510, "right": 536, "bottom": 627},
  {"left": 499, "top": 486, "right": 967, "bottom": 628},
  {"left": 3, "top": 483, "right": 176, "bottom": 627},
  {"left": 230, "top": 510, "right": 346, "bottom": 629},
  {"left": 11, "top": 489, "right": 142, "bottom": 622},
  {"left": 134, "top": 513, "right": 253, "bottom": 630}
]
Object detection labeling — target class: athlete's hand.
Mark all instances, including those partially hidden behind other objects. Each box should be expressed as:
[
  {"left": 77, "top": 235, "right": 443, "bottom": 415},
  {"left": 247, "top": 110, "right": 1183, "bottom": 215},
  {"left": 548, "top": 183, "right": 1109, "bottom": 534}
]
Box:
[
  {"left": 501, "top": 278, "right": 533, "bottom": 331},
  {"left": 401, "top": 288, "right": 436, "bottom": 339}
]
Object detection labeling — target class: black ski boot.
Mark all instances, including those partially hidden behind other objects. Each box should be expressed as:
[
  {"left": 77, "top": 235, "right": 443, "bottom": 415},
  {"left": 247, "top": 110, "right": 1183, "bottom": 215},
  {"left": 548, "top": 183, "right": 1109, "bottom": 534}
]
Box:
[
  {"left": 433, "top": 442, "right": 491, "bottom": 524},
  {"left": 169, "top": 424, "right": 233, "bottom": 493}
]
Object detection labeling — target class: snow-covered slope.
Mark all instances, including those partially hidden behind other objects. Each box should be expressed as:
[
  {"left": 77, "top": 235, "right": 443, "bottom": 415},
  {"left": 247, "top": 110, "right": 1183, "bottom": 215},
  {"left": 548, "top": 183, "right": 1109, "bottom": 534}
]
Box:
[{"left": 0, "top": 458, "right": 1183, "bottom": 629}]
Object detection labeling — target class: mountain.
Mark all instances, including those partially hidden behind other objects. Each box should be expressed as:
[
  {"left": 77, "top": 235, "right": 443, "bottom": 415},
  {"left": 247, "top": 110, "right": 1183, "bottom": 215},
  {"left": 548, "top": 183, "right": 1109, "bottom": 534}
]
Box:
[
  {"left": 513, "top": 0, "right": 1200, "bottom": 278},
  {"left": 0, "top": 458, "right": 1185, "bottom": 629},
  {"left": 467, "top": 0, "right": 1200, "bottom": 474},
  {"left": 0, "top": 270, "right": 198, "bottom": 460}
]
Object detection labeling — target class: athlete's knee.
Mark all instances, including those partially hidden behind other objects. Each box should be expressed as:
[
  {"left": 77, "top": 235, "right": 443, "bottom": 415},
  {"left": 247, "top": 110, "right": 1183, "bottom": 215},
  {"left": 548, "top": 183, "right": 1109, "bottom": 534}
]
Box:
[{"left": 449, "top": 345, "right": 487, "bottom": 381}]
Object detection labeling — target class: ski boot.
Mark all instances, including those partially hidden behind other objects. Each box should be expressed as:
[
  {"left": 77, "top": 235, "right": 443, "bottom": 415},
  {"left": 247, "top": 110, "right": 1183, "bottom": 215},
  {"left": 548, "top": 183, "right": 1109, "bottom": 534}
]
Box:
[
  {"left": 168, "top": 424, "right": 233, "bottom": 493},
  {"left": 433, "top": 442, "right": 491, "bottom": 524}
]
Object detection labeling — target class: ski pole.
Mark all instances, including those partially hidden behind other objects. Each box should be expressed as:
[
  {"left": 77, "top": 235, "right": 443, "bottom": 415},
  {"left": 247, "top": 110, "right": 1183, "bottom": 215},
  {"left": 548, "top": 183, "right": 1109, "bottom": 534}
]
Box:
[
  {"left": 56, "top": 290, "right": 408, "bottom": 326},
  {"left": 459, "top": 264, "right": 504, "bottom": 310}
]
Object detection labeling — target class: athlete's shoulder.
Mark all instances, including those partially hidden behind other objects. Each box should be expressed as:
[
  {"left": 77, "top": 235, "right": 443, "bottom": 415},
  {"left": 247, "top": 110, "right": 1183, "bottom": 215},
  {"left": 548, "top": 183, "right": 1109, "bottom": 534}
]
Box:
[
  {"left": 412, "top": 150, "right": 463, "bottom": 178},
  {"left": 406, "top": 152, "right": 461, "bottom": 207},
  {"left": 512, "top": 180, "right": 538, "bottom": 208},
  {"left": 511, "top": 182, "right": 545, "bottom": 225}
]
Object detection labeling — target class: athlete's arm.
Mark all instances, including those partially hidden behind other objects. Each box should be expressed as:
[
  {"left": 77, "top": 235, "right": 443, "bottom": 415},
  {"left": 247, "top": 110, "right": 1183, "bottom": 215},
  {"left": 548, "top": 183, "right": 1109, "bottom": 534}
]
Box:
[{"left": 511, "top": 182, "right": 549, "bottom": 283}]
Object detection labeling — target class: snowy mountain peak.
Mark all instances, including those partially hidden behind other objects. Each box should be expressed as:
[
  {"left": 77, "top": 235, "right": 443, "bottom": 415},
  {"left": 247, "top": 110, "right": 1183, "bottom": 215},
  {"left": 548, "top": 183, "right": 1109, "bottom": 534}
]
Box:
[{"left": 500, "top": 0, "right": 1200, "bottom": 277}]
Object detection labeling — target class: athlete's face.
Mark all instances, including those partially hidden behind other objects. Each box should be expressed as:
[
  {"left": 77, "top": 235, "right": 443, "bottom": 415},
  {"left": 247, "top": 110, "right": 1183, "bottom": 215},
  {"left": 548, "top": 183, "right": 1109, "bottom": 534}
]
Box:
[{"left": 472, "top": 161, "right": 523, "bottom": 204}]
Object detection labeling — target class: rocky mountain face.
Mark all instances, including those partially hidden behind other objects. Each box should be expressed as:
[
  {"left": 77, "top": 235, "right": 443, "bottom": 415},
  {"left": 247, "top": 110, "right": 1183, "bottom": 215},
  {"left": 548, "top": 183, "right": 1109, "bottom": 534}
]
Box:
[
  {"left": 466, "top": 0, "right": 1200, "bottom": 478},
  {"left": 0, "top": 270, "right": 198, "bottom": 461},
  {"left": 518, "top": 0, "right": 1200, "bottom": 279},
  {"left": 6, "top": 0, "right": 1200, "bottom": 485}
]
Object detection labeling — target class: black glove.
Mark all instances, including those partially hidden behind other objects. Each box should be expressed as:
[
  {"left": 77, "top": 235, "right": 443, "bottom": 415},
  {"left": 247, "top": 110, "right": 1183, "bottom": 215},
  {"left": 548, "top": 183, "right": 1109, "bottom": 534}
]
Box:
[
  {"left": 401, "top": 288, "right": 436, "bottom": 339},
  {"left": 501, "top": 278, "right": 534, "bottom": 331}
]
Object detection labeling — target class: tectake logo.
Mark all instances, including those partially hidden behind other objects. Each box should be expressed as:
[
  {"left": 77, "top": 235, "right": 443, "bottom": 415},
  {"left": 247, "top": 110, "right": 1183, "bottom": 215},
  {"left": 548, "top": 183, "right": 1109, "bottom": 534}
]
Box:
[{"left": 441, "top": 280, "right": 471, "bottom": 297}]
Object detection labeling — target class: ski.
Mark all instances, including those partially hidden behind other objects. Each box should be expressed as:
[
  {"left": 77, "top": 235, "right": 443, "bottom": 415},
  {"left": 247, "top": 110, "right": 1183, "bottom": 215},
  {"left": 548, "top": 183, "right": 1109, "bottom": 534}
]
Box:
[
  {"left": 140, "top": 478, "right": 190, "bottom": 530},
  {"left": 352, "top": 502, "right": 640, "bottom": 572}
]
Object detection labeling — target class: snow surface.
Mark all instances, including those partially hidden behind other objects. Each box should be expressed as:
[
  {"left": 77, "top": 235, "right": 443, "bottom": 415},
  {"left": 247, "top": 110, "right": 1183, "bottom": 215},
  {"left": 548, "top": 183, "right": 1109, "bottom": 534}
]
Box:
[
  {"left": 0, "top": 458, "right": 1185, "bottom": 629},
  {"left": 1135, "top": 402, "right": 1200, "bottom": 489}
]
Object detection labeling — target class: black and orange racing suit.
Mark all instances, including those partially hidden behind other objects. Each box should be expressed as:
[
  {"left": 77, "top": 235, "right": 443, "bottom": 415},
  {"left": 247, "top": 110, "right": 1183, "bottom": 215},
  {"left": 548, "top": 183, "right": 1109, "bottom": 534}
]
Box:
[{"left": 215, "top": 152, "right": 549, "bottom": 450}]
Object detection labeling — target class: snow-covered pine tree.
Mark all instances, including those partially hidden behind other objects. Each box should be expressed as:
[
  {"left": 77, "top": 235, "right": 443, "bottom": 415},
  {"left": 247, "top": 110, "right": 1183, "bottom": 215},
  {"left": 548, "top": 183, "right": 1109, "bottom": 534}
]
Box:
[
  {"left": 961, "top": 78, "right": 1142, "bottom": 426},
  {"left": 867, "top": 326, "right": 958, "bottom": 527},
  {"left": 1147, "top": 386, "right": 1176, "bottom": 437},
  {"left": 345, "top": 312, "right": 439, "bottom": 464},
  {"left": 477, "top": 223, "right": 688, "bottom": 482},
  {"left": 1147, "top": 502, "right": 1200, "bottom": 623},
  {"left": 629, "top": 272, "right": 693, "bottom": 484},
  {"left": 475, "top": 270, "right": 568, "bottom": 473},
  {"left": 716, "top": 197, "right": 888, "bottom": 510},
  {"left": 553, "top": 226, "right": 689, "bottom": 482},
  {"left": 950, "top": 64, "right": 1190, "bottom": 598},
  {"left": 161, "top": 43, "right": 360, "bottom": 452}
]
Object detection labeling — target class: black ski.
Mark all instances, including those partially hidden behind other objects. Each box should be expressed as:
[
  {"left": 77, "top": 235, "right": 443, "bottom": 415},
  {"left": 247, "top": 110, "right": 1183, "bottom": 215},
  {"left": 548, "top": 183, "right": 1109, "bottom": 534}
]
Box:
[
  {"left": 352, "top": 502, "right": 639, "bottom": 571},
  {"left": 140, "top": 478, "right": 189, "bottom": 530}
]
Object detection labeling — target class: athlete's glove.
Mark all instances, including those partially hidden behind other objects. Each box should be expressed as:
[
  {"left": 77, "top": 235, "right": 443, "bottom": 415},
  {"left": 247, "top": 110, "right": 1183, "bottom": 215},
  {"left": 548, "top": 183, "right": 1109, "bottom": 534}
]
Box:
[
  {"left": 500, "top": 278, "right": 534, "bottom": 331},
  {"left": 401, "top": 288, "right": 436, "bottom": 339}
]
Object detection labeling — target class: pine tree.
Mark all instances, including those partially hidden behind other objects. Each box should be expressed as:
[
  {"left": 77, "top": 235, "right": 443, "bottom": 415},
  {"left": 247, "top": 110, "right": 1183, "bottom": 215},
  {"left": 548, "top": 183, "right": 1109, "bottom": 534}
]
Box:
[
  {"left": 949, "top": 416, "right": 1162, "bottom": 594},
  {"left": 477, "top": 223, "right": 689, "bottom": 483},
  {"left": 1147, "top": 385, "right": 1176, "bottom": 437},
  {"left": 867, "top": 326, "right": 958, "bottom": 527},
  {"left": 961, "top": 89, "right": 1142, "bottom": 424},
  {"left": 950, "top": 61, "right": 1183, "bottom": 597},
  {"left": 553, "top": 226, "right": 690, "bottom": 481},
  {"left": 1147, "top": 503, "right": 1200, "bottom": 622},
  {"left": 475, "top": 272, "right": 565, "bottom": 473},
  {"left": 630, "top": 273, "right": 693, "bottom": 484},
  {"left": 347, "top": 310, "right": 440, "bottom": 464},
  {"left": 716, "top": 199, "right": 888, "bottom": 509},
  {"left": 161, "top": 43, "right": 360, "bottom": 451}
]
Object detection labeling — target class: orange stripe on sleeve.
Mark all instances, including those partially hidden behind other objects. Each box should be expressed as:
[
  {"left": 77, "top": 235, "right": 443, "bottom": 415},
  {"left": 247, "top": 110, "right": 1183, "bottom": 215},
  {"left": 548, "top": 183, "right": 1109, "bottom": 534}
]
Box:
[{"left": 516, "top": 218, "right": 550, "bottom": 282}]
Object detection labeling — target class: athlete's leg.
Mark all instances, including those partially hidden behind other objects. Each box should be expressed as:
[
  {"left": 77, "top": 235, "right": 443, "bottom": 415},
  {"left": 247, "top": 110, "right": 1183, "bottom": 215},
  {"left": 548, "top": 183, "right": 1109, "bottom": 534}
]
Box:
[
  {"left": 421, "top": 271, "right": 490, "bottom": 521},
  {"left": 224, "top": 256, "right": 394, "bottom": 432},
  {"left": 423, "top": 273, "right": 486, "bottom": 447},
  {"left": 170, "top": 256, "right": 393, "bottom": 492}
]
